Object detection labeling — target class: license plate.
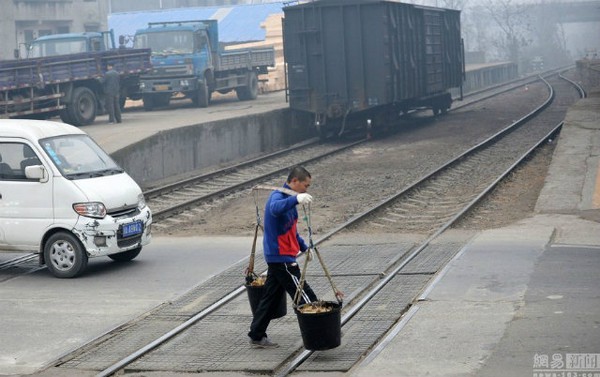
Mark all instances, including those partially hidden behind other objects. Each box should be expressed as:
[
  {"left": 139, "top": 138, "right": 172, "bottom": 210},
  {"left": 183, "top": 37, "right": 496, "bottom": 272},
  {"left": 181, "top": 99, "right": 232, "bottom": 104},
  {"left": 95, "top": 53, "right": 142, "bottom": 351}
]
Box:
[
  {"left": 122, "top": 221, "right": 143, "bottom": 238},
  {"left": 154, "top": 84, "right": 169, "bottom": 91}
]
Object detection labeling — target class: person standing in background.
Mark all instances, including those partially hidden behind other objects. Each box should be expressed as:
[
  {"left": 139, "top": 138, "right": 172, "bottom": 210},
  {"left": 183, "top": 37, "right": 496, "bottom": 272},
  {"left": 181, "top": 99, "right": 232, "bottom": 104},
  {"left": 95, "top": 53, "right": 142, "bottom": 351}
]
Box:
[{"left": 101, "top": 63, "right": 122, "bottom": 124}]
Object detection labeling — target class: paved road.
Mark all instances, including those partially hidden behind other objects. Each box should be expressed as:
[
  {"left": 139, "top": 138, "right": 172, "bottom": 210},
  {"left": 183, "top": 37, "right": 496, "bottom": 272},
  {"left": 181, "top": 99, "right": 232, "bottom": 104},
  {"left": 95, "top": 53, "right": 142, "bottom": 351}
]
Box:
[{"left": 0, "top": 236, "right": 253, "bottom": 375}]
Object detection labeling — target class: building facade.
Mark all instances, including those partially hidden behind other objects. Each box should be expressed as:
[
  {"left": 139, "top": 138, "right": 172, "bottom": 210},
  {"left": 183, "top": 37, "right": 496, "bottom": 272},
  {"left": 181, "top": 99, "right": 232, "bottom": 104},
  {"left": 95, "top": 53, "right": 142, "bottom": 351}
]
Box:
[{"left": 1, "top": 0, "right": 112, "bottom": 59}]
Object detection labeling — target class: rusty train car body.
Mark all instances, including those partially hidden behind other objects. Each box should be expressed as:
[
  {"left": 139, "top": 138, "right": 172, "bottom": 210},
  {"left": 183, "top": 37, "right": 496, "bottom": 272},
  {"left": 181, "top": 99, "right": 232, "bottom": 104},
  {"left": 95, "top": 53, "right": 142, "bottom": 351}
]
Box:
[{"left": 283, "top": 0, "right": 465, "bottom": 137}]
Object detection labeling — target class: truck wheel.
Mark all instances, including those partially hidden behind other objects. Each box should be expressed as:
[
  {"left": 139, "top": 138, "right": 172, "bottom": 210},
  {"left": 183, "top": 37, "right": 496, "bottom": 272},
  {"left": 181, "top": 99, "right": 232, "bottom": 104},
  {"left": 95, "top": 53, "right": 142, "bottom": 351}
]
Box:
[
  {"left": 59, "top": 109, "right": 73, "bottom": 125},
  {"left": 317, "top": 124, "right": 328, "bottom": 141},
  {"left": 68, "top": 87, "right": 97, "bottom": 126},
  {"left": 193, "top": 81, "right": 210, "bottom": 108},
  {"left": 142, "top": 95, "right": 154, "bottom": 111},
  {"left": 119, "top": 95, "right": 127, "bottom": 111},
  {"left": 236, "top": 71, "right": 258, "bottom": 101},
  {"left": 155, "top": 94, "right": 171, "bottom": 108},
  {"left": 44, "top": 232, "right": 88, "bottom": 278},
  {"left": 108, "top": 247, "right": 141, "bottom": 262}
]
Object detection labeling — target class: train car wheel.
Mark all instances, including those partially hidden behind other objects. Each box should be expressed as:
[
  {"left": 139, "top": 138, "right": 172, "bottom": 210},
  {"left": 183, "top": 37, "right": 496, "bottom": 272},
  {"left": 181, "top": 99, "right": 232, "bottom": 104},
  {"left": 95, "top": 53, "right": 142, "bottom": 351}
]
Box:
[{"left": 316, "top": 123, "right": 328, "bottom": 141}]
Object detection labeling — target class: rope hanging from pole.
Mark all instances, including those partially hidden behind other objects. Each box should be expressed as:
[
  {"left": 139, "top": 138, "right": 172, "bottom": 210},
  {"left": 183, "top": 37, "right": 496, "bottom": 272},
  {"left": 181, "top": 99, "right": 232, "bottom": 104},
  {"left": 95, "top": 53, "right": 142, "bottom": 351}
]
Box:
[
  {"left": 245, "top": 189, "right": 264, "bottom": 284},
  {"left": 293, "top": 203, "right": 343, "bottom": 308}
]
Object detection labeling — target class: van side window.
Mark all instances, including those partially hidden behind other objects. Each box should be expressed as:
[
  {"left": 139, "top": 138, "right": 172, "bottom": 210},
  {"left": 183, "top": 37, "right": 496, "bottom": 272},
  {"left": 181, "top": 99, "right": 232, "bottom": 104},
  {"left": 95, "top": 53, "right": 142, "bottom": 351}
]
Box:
[
  {"left": 0, "top": 143, "right": 40, "bottom": 181},
  {"left": 20, "top": 144, "right": 41, "bottom": 173}
]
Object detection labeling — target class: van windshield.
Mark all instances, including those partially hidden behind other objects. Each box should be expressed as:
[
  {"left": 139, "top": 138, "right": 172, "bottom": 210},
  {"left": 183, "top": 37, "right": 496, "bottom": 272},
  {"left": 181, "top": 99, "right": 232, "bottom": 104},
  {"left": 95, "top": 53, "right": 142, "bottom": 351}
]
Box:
[{"left": 39, "top": 135, "right": 123, "bottom": 179}]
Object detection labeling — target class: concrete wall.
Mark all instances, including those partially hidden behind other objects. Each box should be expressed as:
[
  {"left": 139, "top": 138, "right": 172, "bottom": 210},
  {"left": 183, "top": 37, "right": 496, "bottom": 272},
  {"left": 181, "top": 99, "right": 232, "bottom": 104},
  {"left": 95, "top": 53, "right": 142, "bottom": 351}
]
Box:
[{"left": 111, "top": 108, "right": 314, "bottom": 187}]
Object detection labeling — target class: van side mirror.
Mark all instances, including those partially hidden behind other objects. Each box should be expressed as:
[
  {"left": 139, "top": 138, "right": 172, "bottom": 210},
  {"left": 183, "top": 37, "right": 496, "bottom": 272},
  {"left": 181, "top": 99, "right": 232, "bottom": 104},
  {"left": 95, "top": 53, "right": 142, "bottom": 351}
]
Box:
[
  {"left": 119, "top": 35, "right": 125, "bottom": 47},
  {"left": 14, "top": 49, "right": 20, "bottom": 59},
  {"left": 25, "top": 165, "right": 49, "bottom": 183}
]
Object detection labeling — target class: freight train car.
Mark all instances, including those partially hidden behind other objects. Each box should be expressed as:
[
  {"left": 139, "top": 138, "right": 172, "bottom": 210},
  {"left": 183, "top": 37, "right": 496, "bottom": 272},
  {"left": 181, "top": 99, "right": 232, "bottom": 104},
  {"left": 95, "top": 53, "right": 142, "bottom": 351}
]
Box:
[{"left": 283, "top": 0, "right": 464, "bottom": 138}]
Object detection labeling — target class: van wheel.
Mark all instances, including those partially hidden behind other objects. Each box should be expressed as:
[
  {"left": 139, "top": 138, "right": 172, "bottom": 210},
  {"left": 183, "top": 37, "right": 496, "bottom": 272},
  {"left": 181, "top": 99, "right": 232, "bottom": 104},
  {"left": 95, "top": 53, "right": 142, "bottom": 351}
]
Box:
[
  {"left": 68, "top": 87, "right": 97, "bottom": 126},
  {"left": 44, "top": 232, "right": 88, "bottom": 278},
  {"left": 108, "top": 247, "right": 142, "bottom": 262}
]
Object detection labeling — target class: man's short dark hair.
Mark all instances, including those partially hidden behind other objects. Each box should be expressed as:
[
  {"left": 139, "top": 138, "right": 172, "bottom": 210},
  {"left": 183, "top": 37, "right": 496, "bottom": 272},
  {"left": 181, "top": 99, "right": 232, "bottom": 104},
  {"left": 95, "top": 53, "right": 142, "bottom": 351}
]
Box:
[{"left": 287, "top": 166, "right": 311, "bottom": 183}]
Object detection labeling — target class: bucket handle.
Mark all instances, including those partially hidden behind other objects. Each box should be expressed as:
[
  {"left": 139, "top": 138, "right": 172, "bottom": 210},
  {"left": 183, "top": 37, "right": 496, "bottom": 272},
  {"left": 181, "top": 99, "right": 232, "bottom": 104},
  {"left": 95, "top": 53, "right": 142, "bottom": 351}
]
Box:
[
  {"left": 293, "top": 204, "right": 343, "bottom": 308},
  {"left": 245, "top": 190, "right": 264, "bottom": 284}
]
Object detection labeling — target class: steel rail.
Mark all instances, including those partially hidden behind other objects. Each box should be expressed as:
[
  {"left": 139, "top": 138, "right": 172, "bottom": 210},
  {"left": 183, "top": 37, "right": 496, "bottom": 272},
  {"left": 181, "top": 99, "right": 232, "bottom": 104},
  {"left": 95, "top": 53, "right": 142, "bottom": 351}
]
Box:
[
  {"left": 143, "top": 138, "right": 318, "bottom": 198},
  {"left": 276, "top": 74, "right": 580, "bottom": 377},
  {"left": 0, "top": 253, "right": 37, "bottom": 269},
  {"left": 148, "top": 75, "right": 549, "bottom": 223},
  {"left": 11, "top": 75, "right": 556, "bottom": 275},
  {"left": 314, "top": 75, "right": 554, "bottom": 245},
  {"left": 2, "top": 72, "right": 574, "bottom": 280},
  {"left": 558, "top": 71, "right": 587, "bottom": 98},
  {"left": 276, "top": 119, "right": 564, "bottom": 377},
  {"left": 94, "top": 76, "right": 560, "bottom": 377},
  {"left": 150, "top": 138, "right": 366, "bottom": 222}
]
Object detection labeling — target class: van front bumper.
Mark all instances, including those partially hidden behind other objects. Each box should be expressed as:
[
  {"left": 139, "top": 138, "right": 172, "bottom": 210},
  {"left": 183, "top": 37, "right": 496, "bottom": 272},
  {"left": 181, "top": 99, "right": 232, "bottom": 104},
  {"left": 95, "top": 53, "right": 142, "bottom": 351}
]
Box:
[{"left": 73, "top": 207, "right": 152, "bottom": 257}]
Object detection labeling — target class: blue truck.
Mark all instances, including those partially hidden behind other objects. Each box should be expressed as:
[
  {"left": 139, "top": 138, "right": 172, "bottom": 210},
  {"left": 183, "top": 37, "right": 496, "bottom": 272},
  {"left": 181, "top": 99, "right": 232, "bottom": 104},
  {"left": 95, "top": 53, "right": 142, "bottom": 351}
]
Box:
[
  {"left": 133, "top": 20, "right": 275, "bottom": 110},
  {"left": 1, "top": 31, "right": 151, "bottom": 126}
]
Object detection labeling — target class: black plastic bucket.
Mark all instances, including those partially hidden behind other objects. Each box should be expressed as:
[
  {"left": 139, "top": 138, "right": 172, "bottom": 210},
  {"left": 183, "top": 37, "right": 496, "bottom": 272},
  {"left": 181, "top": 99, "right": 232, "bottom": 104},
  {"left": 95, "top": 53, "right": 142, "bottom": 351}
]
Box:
[
  {"left": 294, "top": 301, "right": 342, "bottom": 350},
  {"left": 245, "top": 284, "right": 287, "bottom": 319}
]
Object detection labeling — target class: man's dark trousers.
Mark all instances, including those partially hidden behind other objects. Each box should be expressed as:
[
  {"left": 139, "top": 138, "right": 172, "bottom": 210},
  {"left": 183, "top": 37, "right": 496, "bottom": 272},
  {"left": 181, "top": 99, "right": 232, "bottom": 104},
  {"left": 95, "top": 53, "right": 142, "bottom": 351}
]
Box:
[
  {"left": 248, "top": 262, "right": 317, "bottom": 341},
  {"left": 106, "top": 94, "right": 121, "bottom": 123}
]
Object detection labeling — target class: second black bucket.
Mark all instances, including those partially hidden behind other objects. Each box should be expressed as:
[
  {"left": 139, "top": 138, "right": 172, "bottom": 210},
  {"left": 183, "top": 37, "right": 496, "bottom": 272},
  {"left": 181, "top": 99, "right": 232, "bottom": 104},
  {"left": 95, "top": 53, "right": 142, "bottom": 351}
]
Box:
[
  {"left": 294, "top": 301, "right": 342, "bottom": 350},
  {"left": 245, "top": 284, "right": 287, "bottom": 319}
]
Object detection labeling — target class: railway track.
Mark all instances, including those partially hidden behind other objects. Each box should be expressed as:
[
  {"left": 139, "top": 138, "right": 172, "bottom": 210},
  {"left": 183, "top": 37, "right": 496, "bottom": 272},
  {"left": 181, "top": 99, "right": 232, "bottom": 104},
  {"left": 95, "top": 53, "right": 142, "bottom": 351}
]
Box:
[
  {"left": 145, "top": 71, "right": 553, "bottom": 229},
  {"left": 146, "top": 139, "right": 365, "bottom": 223},
  {"left": 43, "top": 73, "right": 583, "bottom": 376},
  {"left": 0, "top": 70, "right": 550, "bottom": 280}
]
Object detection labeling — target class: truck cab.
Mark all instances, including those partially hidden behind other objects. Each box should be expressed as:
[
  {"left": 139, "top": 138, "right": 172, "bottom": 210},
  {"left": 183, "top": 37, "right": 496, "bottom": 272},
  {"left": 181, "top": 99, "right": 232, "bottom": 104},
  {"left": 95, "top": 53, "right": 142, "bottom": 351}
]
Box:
[
  {"left": 27, "top": 31, "right": 116, "bottom": 58},
  {"left": 134, "top": 20, "right": 217, "bottom": 109},
  {"left": 133, "top": 20, "right": 274, "bottom": 110}
]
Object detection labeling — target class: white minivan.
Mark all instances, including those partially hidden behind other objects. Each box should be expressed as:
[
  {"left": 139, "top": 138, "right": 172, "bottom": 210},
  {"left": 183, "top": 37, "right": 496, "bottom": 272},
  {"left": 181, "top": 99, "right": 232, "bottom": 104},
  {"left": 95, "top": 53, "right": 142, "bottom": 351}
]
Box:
[{"left": 0, "top": 120, "right": 152, "bottom": 278}]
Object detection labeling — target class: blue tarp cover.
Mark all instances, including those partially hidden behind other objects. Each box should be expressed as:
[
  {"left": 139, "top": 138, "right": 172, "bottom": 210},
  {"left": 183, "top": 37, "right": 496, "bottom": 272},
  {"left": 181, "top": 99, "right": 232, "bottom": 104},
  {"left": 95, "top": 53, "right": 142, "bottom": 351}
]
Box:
[{"left": 108, "top": 3, "right": 284, "bottom": 45}]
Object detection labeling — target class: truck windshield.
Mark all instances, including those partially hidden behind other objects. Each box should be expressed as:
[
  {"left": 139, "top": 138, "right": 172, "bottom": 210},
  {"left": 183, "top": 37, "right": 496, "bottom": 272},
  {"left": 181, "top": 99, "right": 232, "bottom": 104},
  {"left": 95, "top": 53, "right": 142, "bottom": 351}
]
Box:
[
  {"left": 28, "top": 38, "right": 87, "bottom": 58},
  {"left": 134, "top": 31, "right": 193, "bottom": 55},
  {"left": 39, "top": 135, "right": 123, "bottom": 180}
]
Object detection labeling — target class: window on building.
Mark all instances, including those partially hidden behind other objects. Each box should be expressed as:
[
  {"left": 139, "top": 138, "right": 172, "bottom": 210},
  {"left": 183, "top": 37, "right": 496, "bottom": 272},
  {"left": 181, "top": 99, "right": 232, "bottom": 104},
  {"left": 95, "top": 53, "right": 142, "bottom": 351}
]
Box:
[
  {"left": 57, "top": 26, "right": 70, "bottom": 34},
  {"left": 84, "top": 24, "right": 100, "bottom": 32},
  {"left": 24, "top": 30, "right": 35, "bottom": 43}
]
